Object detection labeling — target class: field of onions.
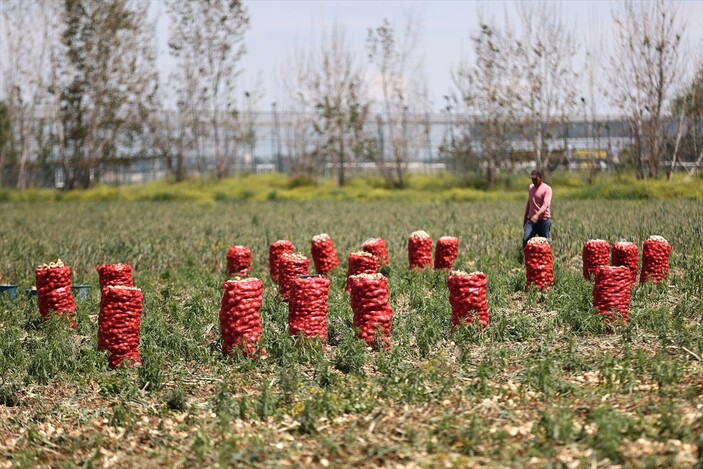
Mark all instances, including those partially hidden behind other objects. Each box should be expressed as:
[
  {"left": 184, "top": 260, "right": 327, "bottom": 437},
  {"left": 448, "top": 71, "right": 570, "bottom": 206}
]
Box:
[{"left": 0, "top": 199, "right": 702, "bottom": 468}]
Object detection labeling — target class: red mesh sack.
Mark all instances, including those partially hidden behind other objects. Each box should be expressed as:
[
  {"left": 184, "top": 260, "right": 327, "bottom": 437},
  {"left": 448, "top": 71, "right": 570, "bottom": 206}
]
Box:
[
  {"left": 288, "top": 275, "right": 330, "bottom": 342},
  {"left": 523, "top": 237, "right": 554, "bottom": 291},
  {"left": 97, "top": 263, "right": 135, "bottom": 350},
  {"left": 97, "top": 263, "right": 134, "bottom": 292},
  {"left": 345, "top": 251, "right": 381, "bottom": 291},
  {"left": 348, "top": 273, "right": 393, "bottom": 348},
  {"left": 582, "top": 239, "right": 610, "bottom": 279},
  {"left": 220, "top": 278, "right": 264, "bottom": 357},
  {"left": 408, "top": 230, "right": 433, "bottom": 270},
  {"left": 640, "top": 236, "right": 671, "bottom": 285},
  {"left": 447, "top": 270, "right": 489, "bottom": 328},
  {"left": 362, "top": 238, "right": 390, "bottom": 265},
  {"left": 593, "top": 265, "right": 631, "bottom": 325},
  {"left": 311, "top": 233, "right": 339, "bottom": 275},
  {"left": 269, "top": 240, "right": 295, "bottom": 283},
  {"left": 35, "top": 260, "right": 76, "bottom": 327},
  {"left": 99, "top": 286, "right": 143, "bottom": 368},
  {"left": 434, "top": 236, "right": 459, "bottom": 270},
  {"left": 278, "top": 253, "right": 310, "bottom": 301},
  {"left": 612, "top": 241, "right": 639, "bottom": 285},
  {"left": 226, "top": 245, "right": 252, "bottom": 277}
]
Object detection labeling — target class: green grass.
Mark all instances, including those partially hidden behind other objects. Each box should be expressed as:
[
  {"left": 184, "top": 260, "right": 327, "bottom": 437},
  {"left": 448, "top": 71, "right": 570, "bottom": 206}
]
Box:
[
  {"left": 0, "top": 171, "right": 702, "bottom": 204},
  {"left": 0, "top": 199, "right": 702, "bottom": 467}
]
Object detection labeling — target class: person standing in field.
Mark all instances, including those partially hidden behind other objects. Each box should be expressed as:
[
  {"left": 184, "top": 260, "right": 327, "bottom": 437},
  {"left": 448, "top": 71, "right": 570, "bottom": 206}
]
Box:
[{"left": 523, "top": 169, "right": 552, "bottom": 247}]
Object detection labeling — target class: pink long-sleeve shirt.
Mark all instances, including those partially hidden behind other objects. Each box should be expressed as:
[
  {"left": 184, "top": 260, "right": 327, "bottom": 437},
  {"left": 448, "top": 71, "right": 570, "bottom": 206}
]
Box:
[{"left": 526, "top": 182, "right": 552, "bottom": 220}]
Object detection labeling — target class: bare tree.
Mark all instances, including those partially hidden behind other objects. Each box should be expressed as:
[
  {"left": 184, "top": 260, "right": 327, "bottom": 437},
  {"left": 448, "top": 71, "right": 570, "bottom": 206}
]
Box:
[
  {"left": 511, "top": 1, "right": 579, "bottom": 173},
  {"left": 366, "top": 16, "right": 429, "bottom": 189},
  {"left": 240, "top": 83, "right": 263, "bottom": 174},
  {"left": 608, "top": 0, "right": 685, "bottom": 178},
  {"left": 309, "top": 24, "right": 369, "bottom": 186},
  {"left": 278, "top": 44, "right": 322, "bottom": 179},
  {"left": 312, "top": 26, "right": 369, "bottom": 187},
  {"left": 584, "top": 51, "right": 600, "bottom": 183},
  {"left": 437, "top": 93, "right": 476, "bottom": 182},
  {"left": 671, "top": 61, "right": 703, "bottom": 178},
  {"left": 280, "top": 23, "right": 369, "bottom": 186},
  {"left": 0, "top": 100, "right": 13, "bottom": 186},
  {"left": 149, "top": 109, "right": 188, "bottom": 182},
  {"left": 0, "top": 0, "right": 60, "bottom": 188},
  {"left": 167, "top": 0, "right": 250, "bottom": 180},
  {"left": 451, "top": 19, "right": 514, "bottom": 186}
]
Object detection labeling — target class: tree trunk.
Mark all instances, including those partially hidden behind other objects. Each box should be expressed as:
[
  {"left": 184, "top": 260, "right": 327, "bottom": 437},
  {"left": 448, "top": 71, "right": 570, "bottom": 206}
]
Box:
[
  {"left": 633, "top": 121, "right": 644, "bottom": 179},
  {"left": 686, "top": 148, "right": 703, "bottom": 179},
  {"left": 338, "top": 129, "right": 346, "bottom": 187},
  {"left": 533, "top": 128, "right": 543, "bottom": 171},
  {"left": 16, "top": 131, "right": 29, "bottom": 189},
  {"left": 486, "top": 156, "right": 496, "bottom": 186},
  {"left": 667, "top": 114, "right": 686, "bottom": 180}
]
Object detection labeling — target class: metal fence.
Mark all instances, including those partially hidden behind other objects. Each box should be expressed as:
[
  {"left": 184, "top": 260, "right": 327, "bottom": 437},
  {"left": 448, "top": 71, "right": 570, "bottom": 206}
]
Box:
[{"left": 1, "top": 111, "right": 701, "bottom": 188}]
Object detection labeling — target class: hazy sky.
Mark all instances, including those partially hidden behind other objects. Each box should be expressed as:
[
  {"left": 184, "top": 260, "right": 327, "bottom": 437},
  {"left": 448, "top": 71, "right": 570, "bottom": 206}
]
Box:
[
  {"left": 1, "top": 1, "right": 700, "bottom": 114},
  {"left": 180, "top": 0, "right": 703, "bottom": 114},
  {"left": 232, "top": 0, "right": 617, "bottom": 105},
  {"left": 142, "top": 1, "right": 703, "bottom": 115}
]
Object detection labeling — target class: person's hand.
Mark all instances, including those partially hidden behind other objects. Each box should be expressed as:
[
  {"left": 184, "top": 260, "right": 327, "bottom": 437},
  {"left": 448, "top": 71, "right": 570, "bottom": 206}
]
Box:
[{"left": 530, "top": 214, "right": 539, "bottom": 224}]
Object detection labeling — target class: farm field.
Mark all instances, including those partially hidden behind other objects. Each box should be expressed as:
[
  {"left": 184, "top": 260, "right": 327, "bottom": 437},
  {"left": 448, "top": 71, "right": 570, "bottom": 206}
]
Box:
[{"left": 0, "top": 199, "right": 702, "bottom": 468}]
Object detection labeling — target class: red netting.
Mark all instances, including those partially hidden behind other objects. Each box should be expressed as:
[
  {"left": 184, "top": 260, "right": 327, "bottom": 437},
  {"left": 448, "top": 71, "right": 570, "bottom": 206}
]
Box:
[
  {"left": 220, "top": 278, "right": 264, "bottom": 358},
  {"left": 362, "top": 238, "right": 390, "bottom": 265},
  {"left": 348, "top": 273, "right": 393, "bottom": 348},
  {"left": 35, "top": 260, "right": 76, "bottom": 327},
  {"left": 311, "top": 234, "right": 339, "bottom": 275},
  {"left": 593, "top": 265, "right": 631, "bottom": 325},
  {"left": 97, "top": 263, "right": 134, "bottom": 293},
  {"left": 97, "top": 263, "right": 135, "bottom": 350},
  {"left": 278, "top": 253, "right": 310, "bottom": 301},
  {"left": 640, "top": 236, "right": 671, "bottom": 285},
  {"left": 612, "top": 241, "right": 639, "bottom": 285},
  {"left": 288, "top": 275, "right": 330, "bottom": 342},
  {"left": 447, "top": 271, "right": 489, "bottom": 328},
  {"left": 523, "top": 237, "right": 554, "bottom": 291},
  {"left": 226, "top": 246, "right": 252, "bottom": 277},
  {"left": 345, "top": 251, "right": 381, "bottom": 291},
  {"left": 408, "top": 230, "right": 433, "bottom": 270},
  {"left": 582, "top": 239, "right": 610, "bottom": 279},
  {"left": 434, "top": 236, "right": 459, "bottom": 270},
  {"left": 99, "top": 286, "right": 143, "bottom": 369},
  {"left": 269, "top": 240, "right": 295, "bottom": 283}
]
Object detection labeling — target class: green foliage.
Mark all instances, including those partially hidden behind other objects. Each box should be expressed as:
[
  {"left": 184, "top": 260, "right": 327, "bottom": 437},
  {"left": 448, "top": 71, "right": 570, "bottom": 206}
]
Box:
[
  {"left": 534, "top": 407, "right": 575, "bottom": 445},
  {"left": 523, "top": 351, "right": 574, "bottom": 396},
  {"left": 333, "top": 332, "right": 368, "bottom": 375},
  {"left": 138, "top": 345, "right": 164, "bottom": 391},
  {"left": 109, "top": 399, "right": 135, "bottom": 429},
  {"left": 58, "top": 0, "right": 158, "bottom": 189},
  {"left": 562, "top": 174, "right": 703, "bottom": 200},
  {"left": 0, "top": 382, "right": 22, "bottom": 407},
  {"left": 165, "top": 387, "right": 188, "bottom": 412},
  {"left": 587, "top": 407, "right": 642, "bottom": 464},
  {"left": 672, "top": 62, "right": 703, "bottom": 118}
]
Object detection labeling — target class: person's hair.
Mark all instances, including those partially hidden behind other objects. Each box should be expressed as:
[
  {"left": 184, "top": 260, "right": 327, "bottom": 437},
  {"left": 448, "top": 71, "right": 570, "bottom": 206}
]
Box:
[{"left": 530, "top": 169, "right": 543, "bottom": 178}]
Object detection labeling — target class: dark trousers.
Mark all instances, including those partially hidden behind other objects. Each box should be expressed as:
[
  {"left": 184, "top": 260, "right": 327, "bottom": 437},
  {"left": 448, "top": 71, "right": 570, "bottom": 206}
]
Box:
[{"left": 523, "top": 219, "right": 552, "bottom": 247}]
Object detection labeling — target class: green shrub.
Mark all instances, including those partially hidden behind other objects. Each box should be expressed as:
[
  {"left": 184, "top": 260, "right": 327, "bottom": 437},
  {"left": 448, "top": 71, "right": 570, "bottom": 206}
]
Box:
[{"left": 1, "top": 173, "right": 702, "bottom": 203}]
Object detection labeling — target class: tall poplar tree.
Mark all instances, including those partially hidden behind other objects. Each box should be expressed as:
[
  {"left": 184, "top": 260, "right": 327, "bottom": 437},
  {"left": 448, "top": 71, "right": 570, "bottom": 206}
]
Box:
[{"left": 56, "top": 0, "right": 159, "bottom": 188}]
